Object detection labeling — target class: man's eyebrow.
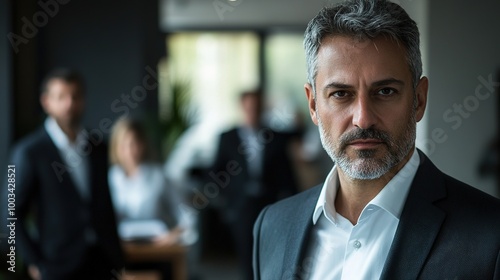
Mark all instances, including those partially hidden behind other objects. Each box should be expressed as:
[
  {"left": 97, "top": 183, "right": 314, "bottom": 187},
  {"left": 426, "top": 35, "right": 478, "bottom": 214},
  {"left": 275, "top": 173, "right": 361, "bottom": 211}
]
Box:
[
  {"left": 324, "top": 82, "right": 353, "bottom": 90},
  {"left": 323, "top": 78, "right": 405, "bottom": 91}
]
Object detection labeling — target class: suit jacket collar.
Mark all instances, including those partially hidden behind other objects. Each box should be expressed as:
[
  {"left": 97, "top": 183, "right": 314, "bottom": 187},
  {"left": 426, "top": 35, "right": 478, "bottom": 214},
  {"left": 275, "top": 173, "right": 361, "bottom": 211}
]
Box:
[
  {"left": 380, "top": 150, "right": 447, "bottom": 279},
  {"left": 283, "top": 149, "right": 447, "bottom": 279}
]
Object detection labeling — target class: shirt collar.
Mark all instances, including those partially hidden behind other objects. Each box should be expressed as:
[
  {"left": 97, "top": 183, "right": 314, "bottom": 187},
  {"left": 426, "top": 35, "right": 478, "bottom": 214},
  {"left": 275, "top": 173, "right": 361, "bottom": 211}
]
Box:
[
  {"left": 368, "top": 149, "right": 420, "bottom": 219},
  {"left": 312, "top": 165, "right": 339, "bottom": 224},
  {"left": 312, "top": 148, "right": 420, "bottom": 225},
  {"left": 44, "top": 117, "right": 86, "bottom": 149}
]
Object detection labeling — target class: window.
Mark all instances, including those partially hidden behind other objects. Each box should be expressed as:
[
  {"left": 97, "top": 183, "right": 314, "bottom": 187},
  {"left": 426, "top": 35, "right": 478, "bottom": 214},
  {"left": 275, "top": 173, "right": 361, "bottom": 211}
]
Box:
[
  {"left": 162, "top": 32, "right": 260, "bottom": 130},
  {"left": 264, "top": 33, "right": 308, "bottom": 131}
]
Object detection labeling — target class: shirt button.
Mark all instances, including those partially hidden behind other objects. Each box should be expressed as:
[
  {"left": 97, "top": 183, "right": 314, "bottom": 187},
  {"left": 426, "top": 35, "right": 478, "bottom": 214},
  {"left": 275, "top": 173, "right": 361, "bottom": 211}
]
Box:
[{"left": 353, "top": 240, "right": 362, "bottom": 249}]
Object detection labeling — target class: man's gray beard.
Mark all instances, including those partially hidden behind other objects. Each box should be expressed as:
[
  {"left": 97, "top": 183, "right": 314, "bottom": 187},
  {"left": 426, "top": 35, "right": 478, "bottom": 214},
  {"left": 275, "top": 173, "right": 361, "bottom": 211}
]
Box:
[{"left": 317, "top": 114, "right": 416, "bottom": 180}]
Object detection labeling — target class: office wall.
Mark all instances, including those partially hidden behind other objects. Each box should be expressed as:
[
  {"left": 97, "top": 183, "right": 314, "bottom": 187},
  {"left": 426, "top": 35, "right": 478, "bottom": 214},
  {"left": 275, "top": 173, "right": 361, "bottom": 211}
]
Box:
[{"left": 426, "top": 0, "right": 500, "bottom": 196}]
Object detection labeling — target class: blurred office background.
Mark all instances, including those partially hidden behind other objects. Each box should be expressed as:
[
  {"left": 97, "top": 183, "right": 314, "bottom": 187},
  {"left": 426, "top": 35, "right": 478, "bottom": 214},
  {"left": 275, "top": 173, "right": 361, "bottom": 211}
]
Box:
[{"left": 0, "top": 0, "right": 499, "bottom": 279}]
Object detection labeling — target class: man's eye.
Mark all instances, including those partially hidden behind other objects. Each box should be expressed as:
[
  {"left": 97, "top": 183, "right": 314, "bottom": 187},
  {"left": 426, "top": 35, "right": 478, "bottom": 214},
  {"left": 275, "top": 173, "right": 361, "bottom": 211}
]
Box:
[
  {"left": 330, "top": 91, "right": 349, "bottom": 98},
  {"left": 377, "top": 88, "right": 396, "bottom": 95}
]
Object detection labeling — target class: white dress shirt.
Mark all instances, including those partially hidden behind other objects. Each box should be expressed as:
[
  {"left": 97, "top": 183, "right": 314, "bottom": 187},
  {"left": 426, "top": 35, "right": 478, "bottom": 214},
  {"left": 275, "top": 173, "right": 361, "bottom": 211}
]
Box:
[
  {"left": 44, "top": 117, "right": 90, "bottom": 201},
  {"left": 304, "top": 149, "right": 420, "bottom": 280},
  {"left": 109, "top": 164, "right": 181, "bottom": 221}
]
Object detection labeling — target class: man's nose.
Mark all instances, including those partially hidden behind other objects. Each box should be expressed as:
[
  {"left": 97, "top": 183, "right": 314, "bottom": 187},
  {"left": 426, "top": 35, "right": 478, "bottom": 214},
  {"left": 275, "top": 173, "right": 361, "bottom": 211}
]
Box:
[{"left": 352, "top": 94, "right": 377, "bottom": 130}]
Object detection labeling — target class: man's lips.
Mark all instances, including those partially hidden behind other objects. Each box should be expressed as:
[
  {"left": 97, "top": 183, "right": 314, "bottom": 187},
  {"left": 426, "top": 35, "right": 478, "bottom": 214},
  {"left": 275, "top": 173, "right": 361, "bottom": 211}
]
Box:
[{"left": 348, "top": 139, "right": 384, "bottom": 148}]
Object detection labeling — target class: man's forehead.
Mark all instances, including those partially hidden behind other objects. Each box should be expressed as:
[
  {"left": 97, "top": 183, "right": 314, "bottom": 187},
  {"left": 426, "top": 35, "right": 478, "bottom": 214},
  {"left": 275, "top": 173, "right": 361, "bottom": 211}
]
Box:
[
  {"left": 321, "top": 35, "right": 374, "bottom": 50},
  {"left": 46, "top": 78, "right": 83, "bottom": 92},
  {"left": 315, "top": 35, "right": 411, "bottom": 85},
  {"left": 318, "top": 35, "right": 405, "bottom": 57}
]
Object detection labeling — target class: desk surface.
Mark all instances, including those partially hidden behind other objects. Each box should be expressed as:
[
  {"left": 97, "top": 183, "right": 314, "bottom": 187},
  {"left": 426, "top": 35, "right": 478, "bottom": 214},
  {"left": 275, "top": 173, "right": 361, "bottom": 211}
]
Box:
[
  {"left": 122, "top": 242, "right": 188, "bottom": 280},
  {"left": 123, "top": 242, "right": 187, "bottom": 262}
]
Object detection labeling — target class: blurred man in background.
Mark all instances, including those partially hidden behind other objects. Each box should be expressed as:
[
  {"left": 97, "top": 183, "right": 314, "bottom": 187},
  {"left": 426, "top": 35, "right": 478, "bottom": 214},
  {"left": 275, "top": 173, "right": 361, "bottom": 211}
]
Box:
[
  {"left": 5, "top": 69, "right": 123, "bottom": 279},
  {"left": 212, "top": 90, "right": 299, "bottom": 280}
]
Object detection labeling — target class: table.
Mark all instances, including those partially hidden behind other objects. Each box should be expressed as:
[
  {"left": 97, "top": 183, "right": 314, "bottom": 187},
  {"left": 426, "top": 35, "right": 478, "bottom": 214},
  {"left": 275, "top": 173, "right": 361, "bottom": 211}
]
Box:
[{"left": 122, "top": 242, "right": 188, "bottom": 280}]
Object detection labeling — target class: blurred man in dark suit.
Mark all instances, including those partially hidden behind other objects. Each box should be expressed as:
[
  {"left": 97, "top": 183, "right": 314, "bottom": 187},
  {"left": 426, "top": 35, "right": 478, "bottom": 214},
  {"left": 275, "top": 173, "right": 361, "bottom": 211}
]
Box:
[
  {"left": 5, "top": 69, "right": 123, "bottom": 280},
  {"left": 212, "top": 90, "right": 298, "bottom": 280}
]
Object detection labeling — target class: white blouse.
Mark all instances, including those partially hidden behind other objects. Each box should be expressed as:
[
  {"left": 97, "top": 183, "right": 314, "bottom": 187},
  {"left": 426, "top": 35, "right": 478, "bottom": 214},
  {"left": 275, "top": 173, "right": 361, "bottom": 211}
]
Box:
[{"left": 109, "top": 164, "right": 180, "bottom": 223}]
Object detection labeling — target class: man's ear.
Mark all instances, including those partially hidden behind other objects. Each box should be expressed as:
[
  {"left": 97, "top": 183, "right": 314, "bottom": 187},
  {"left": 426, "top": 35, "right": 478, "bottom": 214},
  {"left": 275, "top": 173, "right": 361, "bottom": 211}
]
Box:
[
  {"left": 305, "top": 83, "right": 318, "bottom": 126},
  {"left": 415, "top": 76, "right": 428, "bottom": 122}
]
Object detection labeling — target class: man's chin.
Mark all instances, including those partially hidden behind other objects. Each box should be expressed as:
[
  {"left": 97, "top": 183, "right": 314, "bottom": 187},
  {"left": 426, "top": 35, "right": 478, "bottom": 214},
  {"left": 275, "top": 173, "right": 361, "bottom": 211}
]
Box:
[
  {"left": 338, "top": 157, "right": 390, "bottom": 179},
  {"left": 343, "top": 166, "right": 388, "bottom": 180},
  {"left": 55, "top": 117, "right": 81, "bottom": 128},
  {"left": 345, "top": 145, "right": 388, "bottom": 159}
]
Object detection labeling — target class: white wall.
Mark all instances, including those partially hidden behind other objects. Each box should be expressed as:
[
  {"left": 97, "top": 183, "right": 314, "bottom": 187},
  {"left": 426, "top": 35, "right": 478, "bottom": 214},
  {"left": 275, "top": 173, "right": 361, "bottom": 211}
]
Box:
[{"left": 425, "top": 0, "right": 500, "bottom": 197}]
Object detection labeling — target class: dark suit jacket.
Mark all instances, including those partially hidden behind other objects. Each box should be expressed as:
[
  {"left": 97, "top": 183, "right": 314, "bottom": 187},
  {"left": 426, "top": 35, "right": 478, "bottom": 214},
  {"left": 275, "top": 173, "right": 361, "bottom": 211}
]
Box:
[
  {"left": 4, "top": 126, "right": 123, "bottom": 277},
  {"left": 212, "top": 127, "right": 298, "bottom": 221},
  {"left": 253, "top": 150, "right": 500, "bottom": 279}
]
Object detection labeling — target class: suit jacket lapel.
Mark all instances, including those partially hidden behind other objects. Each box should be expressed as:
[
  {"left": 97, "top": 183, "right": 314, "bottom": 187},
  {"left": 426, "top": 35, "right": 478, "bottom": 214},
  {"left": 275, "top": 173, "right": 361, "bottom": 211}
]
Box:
[
  {"left": 380, "top": 150, "right": 447, "bottom": 279},
  {"left": 281, "top": 186, "right": 321, "bottom": 278},
  {"left": 41, "top": 127, "right": 87, "bottom": 203}
]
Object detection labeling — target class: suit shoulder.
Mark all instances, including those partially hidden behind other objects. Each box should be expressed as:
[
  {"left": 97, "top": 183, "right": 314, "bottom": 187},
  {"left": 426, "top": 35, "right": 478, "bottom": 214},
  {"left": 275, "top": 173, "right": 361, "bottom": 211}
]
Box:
[
  {"left": 416, "top": 152, "right": 499, "bottom": 216},
  {"left": 444, "top": 175, "right": 499, "bottom": 206},
  {"left": 442, "top": 175, "right": 500, "bottom": 221},
  {"left": 263, "top": 185, "right": 321, "bottom": 221},
  {"left": 11, "top": 127, "right": 48, "bottom": 155},
  {"left": 220, "top": 127, "right": 238, "bottom": 137}
]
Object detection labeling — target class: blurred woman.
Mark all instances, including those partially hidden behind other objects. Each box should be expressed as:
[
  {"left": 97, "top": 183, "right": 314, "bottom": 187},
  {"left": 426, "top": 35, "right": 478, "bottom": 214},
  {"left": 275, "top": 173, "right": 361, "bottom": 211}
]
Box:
[{"left": 108, "top": 117, "right": 193, "bottom": 245}]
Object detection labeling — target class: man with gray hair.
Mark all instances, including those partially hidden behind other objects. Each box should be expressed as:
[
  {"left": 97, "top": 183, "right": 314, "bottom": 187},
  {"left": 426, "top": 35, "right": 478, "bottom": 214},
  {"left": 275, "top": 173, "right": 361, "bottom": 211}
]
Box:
[{"left": 253, "top": 0, "right": 500, "bottom": 279}]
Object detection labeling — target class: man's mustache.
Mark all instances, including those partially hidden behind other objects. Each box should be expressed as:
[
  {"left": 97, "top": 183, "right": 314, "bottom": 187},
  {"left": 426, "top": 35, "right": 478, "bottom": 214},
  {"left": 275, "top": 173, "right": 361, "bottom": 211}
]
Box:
[{"left": 339, "top": 128, "right": 391, "bottom": 149}]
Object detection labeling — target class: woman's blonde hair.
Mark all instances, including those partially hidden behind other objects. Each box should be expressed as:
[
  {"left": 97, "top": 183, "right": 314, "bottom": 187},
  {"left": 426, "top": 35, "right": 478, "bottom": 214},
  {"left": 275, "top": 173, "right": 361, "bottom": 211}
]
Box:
[{"left": 109, "top": 117, "right": 149, "bottom": 165}]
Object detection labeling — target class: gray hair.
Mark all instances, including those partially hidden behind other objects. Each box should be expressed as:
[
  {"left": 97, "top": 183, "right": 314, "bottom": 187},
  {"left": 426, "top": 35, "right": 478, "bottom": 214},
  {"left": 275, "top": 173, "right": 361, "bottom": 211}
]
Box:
[{"left": 304, "top": 0, "right": 422, "bottom": 94}]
